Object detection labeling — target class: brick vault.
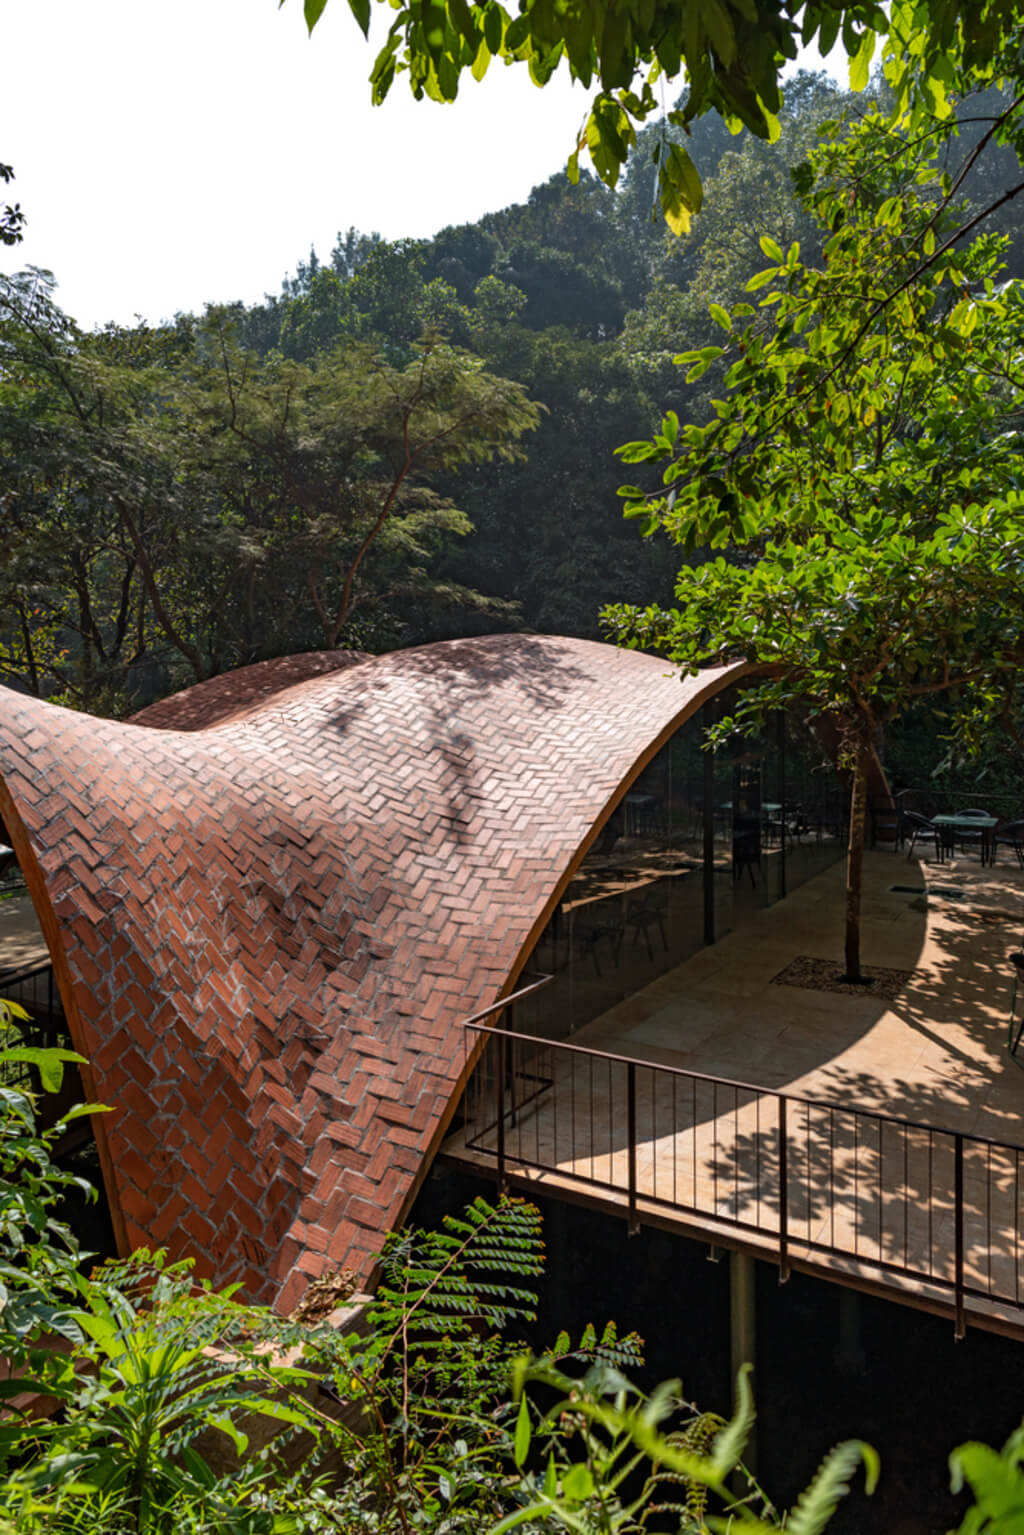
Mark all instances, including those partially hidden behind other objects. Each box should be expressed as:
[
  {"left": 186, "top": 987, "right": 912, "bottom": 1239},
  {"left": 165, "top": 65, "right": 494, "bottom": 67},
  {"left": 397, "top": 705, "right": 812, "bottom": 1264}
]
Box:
[{"left": 0, "top": 635, "right": 753, "bottom": 1310}]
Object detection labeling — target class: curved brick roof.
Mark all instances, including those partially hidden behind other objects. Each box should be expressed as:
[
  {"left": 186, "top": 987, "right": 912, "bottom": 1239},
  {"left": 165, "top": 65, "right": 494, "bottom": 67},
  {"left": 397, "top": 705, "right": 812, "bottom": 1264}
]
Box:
[
  {"left": 129, "top": 651, "right": 367, "bottom": 732},
  {"left": 0, "top": 636, "right": 757, "bottom": 1309}
]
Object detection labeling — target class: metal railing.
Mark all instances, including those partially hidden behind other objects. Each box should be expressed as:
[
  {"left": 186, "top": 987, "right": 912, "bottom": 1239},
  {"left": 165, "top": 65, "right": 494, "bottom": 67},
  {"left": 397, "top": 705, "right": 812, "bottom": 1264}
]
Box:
[
  {"left": 461, "top": 983, "right": 1024, "bottom": 1337},
  {"left": 0, "top": 961, "right": 72, "bottom": 1094}
]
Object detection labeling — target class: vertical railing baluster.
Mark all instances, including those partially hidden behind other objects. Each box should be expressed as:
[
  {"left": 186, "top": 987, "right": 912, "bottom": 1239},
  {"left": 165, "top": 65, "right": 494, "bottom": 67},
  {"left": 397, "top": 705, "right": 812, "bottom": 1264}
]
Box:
[
  {"left": 903, "top": 1123, "right": 909, "bottom": 1271},
  {"left": 778, "top": 1095, "right": 789, "bottom": 1283},
  {"left": 733, "top": 1089, "right": 740, "bottom": 1219},
  {"left": 589, "top": 1055, "right": 594, "bottom": 1182},
  {"left": 627, "top": 1061, "right": 638, "bottom": 1235},
  {"left": 829, "top": 1107, "right": 835, "bottom": 1248},
  {"left": 691, "top": 1076, "right": 697, "bottom": 1209},
  {"left": 755, "top": 1092, "right": 761, "bottom": 1226},
  {"left": 507, "top": 1004, "right": 518, "bottom": 1128},
  {"left": 878, "top": 1117, "right": 884, "bottom": 1258},
  {"left": 1016, "top": 1150, "right": 1021, "bottom": 1306},
  {"left": 806, "top": 1101, "right": 812, "bottom": 1243},
  {"left": 672, "top": 1075, "right": 678, "bottom": 1206},
  {"left": 853, "top": 1116, "right": 859, "bottom": 1256},
  {"left": 955, "top": 1134, "right": 965, "bottom": 1340},
  {"left": 571, "top": 1049, "right": 577, "bottom": 1170},
  {"left": 713, "top": 1082, "right": 719, "bottom": 1215},
  {"left": 986, "top": 1143, "right": 993, "bottom": 1297},
  {"left": 928, "top": 1131, "right": 934, "bottom": 1275},
  {"left": 496, "top": 1030, "right": 507, "bottom": 1195}
]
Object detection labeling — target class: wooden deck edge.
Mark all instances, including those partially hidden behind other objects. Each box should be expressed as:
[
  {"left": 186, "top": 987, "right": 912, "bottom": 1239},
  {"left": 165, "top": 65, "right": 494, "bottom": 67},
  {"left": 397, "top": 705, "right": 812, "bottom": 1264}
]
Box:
[{"left": 438, "top": 1148, "right": 1024, "bottom": 1342}]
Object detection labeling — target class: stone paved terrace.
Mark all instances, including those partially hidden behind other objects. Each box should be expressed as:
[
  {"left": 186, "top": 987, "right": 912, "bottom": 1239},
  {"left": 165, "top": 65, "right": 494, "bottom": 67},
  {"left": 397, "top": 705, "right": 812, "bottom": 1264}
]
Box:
[{"left": 447, "top": 847, "right": 1024, "bottom": 1334}]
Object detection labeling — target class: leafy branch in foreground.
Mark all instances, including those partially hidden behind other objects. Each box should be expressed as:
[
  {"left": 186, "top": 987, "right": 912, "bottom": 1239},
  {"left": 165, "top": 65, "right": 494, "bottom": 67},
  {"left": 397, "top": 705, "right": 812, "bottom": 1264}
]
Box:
[
  {"left": 284, "top": 0, "right": 1024, "bottom": 236},
  {"left": 496, "top": 1357, "right": 878, "bottom": 1533},
  {"left": 0, "top": 1001, "right": 105, "bottom": 1365}
]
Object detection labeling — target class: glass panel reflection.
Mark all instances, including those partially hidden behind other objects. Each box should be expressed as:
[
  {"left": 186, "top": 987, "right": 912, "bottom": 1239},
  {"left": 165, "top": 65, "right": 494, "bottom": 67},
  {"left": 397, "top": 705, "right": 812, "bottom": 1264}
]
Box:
[{"left": 518, "top": 691, "right": 849, "bottom": 1044}]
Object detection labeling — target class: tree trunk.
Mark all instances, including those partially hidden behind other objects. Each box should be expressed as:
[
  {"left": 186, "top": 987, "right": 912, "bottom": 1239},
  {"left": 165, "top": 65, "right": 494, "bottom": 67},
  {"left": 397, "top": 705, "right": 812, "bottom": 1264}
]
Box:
[
  {"left": 115, "top": 499, "right": 206, "bottom": 682},
  {"left": 844, "top": 742, "right": 869, "bottom": 982}
]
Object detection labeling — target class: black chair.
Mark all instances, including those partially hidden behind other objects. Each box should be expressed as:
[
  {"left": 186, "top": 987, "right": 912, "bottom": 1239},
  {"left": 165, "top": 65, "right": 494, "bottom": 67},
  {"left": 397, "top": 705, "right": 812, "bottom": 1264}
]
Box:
[
  {"left": 951, "top": 807, "right": 991, "bottom": 859},
  {"left": 995, "top": 820, "right": 1024, "bottom": 869},
  {"left": 626, "top": 884, "right": 670, "bottom": 959},
  {"left": 572, "top": 907, "right": 624, "bottom": 976},
  {"left": 903, "top": 810, "right": 942, "bottom": 862},
  {"left": 733, "top": 817, "right": 761, "bottom": 887}
]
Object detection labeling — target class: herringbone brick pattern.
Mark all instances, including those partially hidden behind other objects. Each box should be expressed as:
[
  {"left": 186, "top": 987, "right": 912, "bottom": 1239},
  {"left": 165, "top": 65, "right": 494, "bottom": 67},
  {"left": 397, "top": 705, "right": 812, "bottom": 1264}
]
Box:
[
  {"left": 0, "top": 636, "right": 745, "bottom": 1309},
  {"left": 130, "top": 652, "right": 366, "bottom": 732}
]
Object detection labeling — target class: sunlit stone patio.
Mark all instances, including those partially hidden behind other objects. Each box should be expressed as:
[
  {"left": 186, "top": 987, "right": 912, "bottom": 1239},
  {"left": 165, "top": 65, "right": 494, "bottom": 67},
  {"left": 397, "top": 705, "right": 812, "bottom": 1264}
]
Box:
[{"left": 448, "top": 848, "right": 1024, "bottom": 1333}]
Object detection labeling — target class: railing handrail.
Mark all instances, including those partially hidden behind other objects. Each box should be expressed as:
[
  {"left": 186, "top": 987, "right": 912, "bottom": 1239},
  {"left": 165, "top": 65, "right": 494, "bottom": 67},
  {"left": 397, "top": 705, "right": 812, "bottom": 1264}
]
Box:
[
  {"left": 0, "top": 959, "right": 55, "bottom": 989},
  {"left": 893, "top": 786, "right": 1023, "bottom": 816},
  {"left": 466, "top": 1016, "right": 1024, "bottom": 1158},
  {"left": 461, "top": 973, "right": 554, "bottom": 1030}
]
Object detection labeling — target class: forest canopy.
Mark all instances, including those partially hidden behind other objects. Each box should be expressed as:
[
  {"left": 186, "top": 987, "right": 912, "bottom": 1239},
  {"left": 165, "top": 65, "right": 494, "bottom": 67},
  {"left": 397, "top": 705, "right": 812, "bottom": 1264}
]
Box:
[{"left": 3, "top": 57, "right": 1024, "bottom": 747}]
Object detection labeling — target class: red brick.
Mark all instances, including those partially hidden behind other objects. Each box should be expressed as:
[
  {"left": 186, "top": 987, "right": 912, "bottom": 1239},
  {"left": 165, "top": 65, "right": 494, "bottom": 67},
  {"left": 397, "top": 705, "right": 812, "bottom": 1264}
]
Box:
[{"left": 0, "top": 636, "right": 769, "bottom": 1307}]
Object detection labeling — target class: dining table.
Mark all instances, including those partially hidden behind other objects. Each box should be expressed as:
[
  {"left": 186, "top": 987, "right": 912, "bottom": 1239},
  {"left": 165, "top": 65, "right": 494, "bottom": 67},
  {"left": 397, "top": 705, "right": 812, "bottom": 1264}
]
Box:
[{"left": 931, "top": 814, "right": 999, "bottom": 865}]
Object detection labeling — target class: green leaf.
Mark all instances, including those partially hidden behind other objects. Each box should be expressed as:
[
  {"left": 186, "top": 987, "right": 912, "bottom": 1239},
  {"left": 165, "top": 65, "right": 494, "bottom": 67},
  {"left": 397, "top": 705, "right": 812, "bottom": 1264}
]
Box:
[
  {"left": 483, "top": 4, "right": 503, "bottom": 53},
  {"left": 848, "top": 26, "right": 874, "bottom": 90},
  {"left": 304, "top": 0, "right": 329, "bottom": 30},
  {"left": 58, "top": 1103, "right": 111, "bottom": 1124},
  {"left": 617, "top": 440, "right": 664, "bottom": 463},
  {"left": 659, "top": 142, "right": 703, "bottom": 234},
  {"left": 72, "top": 1310, "right": 122, "bottom": 1360},
  {"left": 563, "top": 1461, "right": 595, "bottom": 1500},
  {"left": 208, "top": 1412, "right": 250, "bottom": 1456},
  {"left": 1, "top": 1047, "right": 86, "bottom": 1095},
  {"left": 711, "top": 1364, "right": 755, "bottom": 1477},
  {"left": 759, "top": 235, "right": 784, "bottom": 262},
  {"left": 345, "top": 0, "right": 370, "bottom": 37},
  {"left": 514, "top": 1391, "right": 531, "bottom": 1466},
  {"left": 700, "top": 0, "right": 737, "bottom": 64},
  {"left": 709, "top": 303, "right": 733, "bottom": 332}
]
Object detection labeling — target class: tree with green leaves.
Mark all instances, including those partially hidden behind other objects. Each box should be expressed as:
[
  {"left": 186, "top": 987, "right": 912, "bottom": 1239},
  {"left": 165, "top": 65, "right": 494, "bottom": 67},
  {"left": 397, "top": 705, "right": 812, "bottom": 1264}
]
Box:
[
  {"left": 285, "top": 0, "right": 1022, "bottom": 237},
  {"left": 0, "top": 280, "right": 539, "bottom": 709},
  {"left": 605, "top": 109, "right": 1024, "bottom": 981},
  {"left": 166, "top": 315, "right": 540, "bottom": 653}
]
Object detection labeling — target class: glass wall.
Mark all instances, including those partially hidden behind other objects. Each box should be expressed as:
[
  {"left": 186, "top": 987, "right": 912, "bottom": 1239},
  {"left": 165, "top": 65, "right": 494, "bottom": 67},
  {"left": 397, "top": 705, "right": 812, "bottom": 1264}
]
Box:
[{"left": 515, "top": 691, "right": 848, "bottom": 1044}]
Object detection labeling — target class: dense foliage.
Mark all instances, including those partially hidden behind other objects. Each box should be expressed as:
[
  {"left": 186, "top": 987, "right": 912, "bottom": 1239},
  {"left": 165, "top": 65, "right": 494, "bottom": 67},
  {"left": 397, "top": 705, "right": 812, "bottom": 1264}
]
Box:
[
  {"left": 1, "top": 1040, "right": 1024, "bottom": 1534},
  {"left": 605, "top": 84, "right": 1024, "bottom": 973},
  {"left": 7, "top": 67, "right": 1024, "bottom": 728}
]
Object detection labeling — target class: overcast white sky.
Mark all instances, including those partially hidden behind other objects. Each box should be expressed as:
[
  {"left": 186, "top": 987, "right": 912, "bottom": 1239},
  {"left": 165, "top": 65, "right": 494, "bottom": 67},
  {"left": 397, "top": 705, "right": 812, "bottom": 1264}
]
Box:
[{"left": 3, "top": 0, "right": 843, "bottom": 331}]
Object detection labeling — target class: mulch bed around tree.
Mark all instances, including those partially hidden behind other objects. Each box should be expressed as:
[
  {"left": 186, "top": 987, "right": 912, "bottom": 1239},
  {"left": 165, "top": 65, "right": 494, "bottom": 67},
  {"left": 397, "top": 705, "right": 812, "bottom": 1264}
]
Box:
[{"left": 770, "top": 954, "right": 913, "bottom": 999}]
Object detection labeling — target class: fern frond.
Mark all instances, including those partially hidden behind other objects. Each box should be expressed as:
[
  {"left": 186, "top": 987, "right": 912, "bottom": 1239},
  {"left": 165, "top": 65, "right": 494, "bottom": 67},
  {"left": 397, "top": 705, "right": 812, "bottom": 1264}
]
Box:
[
  {"left": 710, "top": 1364, "right": 756, "bottom": 1479},
  {"left": 783, "top": 1439, "right": 879, "bottom": 1535}
]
